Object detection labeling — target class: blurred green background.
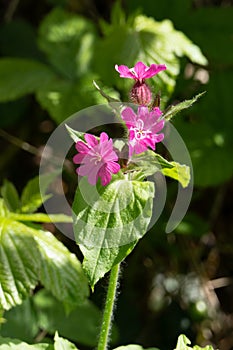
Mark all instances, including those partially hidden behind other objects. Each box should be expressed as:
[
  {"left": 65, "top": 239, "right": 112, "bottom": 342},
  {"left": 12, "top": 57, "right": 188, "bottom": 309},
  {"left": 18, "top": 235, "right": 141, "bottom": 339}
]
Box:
[{"left": 0, "top": 0, "right": 233, "bottom": 349}]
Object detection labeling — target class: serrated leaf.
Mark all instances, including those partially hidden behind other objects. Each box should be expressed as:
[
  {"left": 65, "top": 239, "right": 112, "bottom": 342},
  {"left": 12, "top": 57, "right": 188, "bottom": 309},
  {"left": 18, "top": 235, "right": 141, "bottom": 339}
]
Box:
[
  {"left": 33, "top": 230, "right": 89, "bottom": 310},
  {"left": 0, "top": 212, "right": 88, "bottom": 310},
  {"left": 130, "top": 151, "right": 190, "bottom": 187},
  {"left": 54, "top": 332, "right": 77, "bottom": 350},
  {"left": 21, "top": 173, "right": 58, "bottom": 213},
  {"left": 0, "top": 337, "right": 51, "bottom": 349},
  {"left": 34, "top": 290, "right": 101, "bottom": 347},
  {"left": 1, "top": 180, "right": 20, "bottom": 212},
  {"left": 0, "top": 58, "right": 55, "bottom": 102},
  {"left": 163, "top": 92, "right": 205, "bottom": 121},
  {"left": 38, "top": 7, "right": 96, "bottom": 79},
  {"left": 0, "top": 218, "right": 40, "bottom": 310},
  {"left": 73, "top": 177, "right": 154, "bottom": 287},
  {"left": 80, "top": 242, "right": 136, "bottom": 289}
]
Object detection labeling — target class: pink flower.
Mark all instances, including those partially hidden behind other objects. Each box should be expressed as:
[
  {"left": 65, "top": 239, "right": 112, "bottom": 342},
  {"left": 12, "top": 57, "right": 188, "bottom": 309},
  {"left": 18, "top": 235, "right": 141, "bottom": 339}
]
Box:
[
  {"left": 121, "top": 106, "right": 165, "bottom": 157},
  {"left": 73, "top": 132, "right": 120, "bottom": 186},
  {"left": 115, "top": 61, "right": 166, "bottom": 83}
]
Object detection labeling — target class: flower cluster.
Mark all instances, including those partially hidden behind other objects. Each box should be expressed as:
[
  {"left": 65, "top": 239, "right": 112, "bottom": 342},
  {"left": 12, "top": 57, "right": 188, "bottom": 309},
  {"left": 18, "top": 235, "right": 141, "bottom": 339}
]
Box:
[{"left": 73, "top": 62, "right": 166, "bottom": 186}]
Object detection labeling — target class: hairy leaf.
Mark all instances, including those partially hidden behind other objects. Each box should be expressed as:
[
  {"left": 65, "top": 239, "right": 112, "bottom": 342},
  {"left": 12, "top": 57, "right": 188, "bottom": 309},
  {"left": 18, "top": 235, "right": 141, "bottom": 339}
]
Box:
[
  {"left": 73, "top": 177, "right": 154, "bottom": 287},
  {"left": 163, "top": 92, "right": 205, "bottom": 121}
]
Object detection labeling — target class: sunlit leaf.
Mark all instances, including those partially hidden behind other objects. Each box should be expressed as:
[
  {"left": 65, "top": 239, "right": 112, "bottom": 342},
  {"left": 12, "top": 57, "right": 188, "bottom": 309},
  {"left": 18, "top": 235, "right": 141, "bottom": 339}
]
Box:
[{"left": 73, "top": 177, "right": 154, "bottom": 287}]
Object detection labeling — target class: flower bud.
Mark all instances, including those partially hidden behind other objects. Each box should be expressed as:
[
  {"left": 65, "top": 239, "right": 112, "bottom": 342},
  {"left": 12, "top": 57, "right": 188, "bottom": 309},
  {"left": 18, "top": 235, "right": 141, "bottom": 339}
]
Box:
[{"left": 130, "top": 81, "right": 152, "bottom": 106}]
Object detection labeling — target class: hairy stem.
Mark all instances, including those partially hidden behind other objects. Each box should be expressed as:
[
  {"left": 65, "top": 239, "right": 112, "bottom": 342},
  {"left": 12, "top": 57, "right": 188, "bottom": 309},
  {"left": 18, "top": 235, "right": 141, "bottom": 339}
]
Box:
[{"left": 97, "top": 263, "right": 120, "bottom": 350}]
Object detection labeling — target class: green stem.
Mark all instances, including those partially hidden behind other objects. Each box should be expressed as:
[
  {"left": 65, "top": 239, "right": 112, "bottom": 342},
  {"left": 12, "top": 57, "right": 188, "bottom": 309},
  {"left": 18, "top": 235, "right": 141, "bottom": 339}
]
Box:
[{"left": 97, "top": 263, "right": 120, "bottom": 350}]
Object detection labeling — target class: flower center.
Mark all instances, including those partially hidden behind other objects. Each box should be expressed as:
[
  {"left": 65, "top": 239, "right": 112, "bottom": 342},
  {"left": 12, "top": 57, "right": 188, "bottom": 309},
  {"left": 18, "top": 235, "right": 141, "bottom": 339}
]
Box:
[
  {"left": 90, "top": 152, "right": 102, "bottom": 165},
  {"left": 132, "top": 119, "right": 151, "bottom": 140}
]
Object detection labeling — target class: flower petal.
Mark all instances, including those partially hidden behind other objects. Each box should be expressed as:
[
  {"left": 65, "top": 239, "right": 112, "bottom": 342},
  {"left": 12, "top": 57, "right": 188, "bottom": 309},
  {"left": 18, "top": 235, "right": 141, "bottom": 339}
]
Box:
[
  {"left": 84, "top": 133, "right": 98, "bottom": 147},
  {"left": 115, "top": 64, "right": 135, "bottom": 79},
  {"left": 107, "top": 161, "right": 120, "bottom": 174},
  {"left": 98, "top": 166, "right": 112, "bottom": 186},
  {"left": 100, "top": 132, "right": 109, "bottom": 143},
  {"left": 142, "top": 64, "right": 167, "bottom": 79},
  {"left": 75, "top": 141, "right": 90, "bottom": 153},
  {"left": 133, "top": 62, "right": 147, "bottom": 80},
  {"left": 73, "top": 153, "right": 85, "bottom": 164},
  {"left": 121, "top": 107, "right": 137, "bottom": 128}
]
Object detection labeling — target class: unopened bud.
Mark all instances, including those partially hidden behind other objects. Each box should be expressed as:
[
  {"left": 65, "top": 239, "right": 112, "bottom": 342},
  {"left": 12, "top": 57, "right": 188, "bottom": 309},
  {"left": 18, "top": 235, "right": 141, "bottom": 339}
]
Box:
[{"left": 130, "top": 81, "right": 152, "bottom": 106}]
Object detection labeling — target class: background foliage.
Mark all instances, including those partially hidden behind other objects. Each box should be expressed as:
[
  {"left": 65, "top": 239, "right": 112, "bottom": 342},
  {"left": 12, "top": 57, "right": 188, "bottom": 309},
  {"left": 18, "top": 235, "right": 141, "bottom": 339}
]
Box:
[{"left": 0, "top": 0, "right": 233, "bottom": 349}]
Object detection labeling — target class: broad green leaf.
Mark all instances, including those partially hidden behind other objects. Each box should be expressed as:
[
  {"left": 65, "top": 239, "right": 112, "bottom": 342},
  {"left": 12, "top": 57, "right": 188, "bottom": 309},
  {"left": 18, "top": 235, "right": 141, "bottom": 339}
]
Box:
[
  {"left": 1, "top": 180, "right": 20, "bottom": 212},
  {"left": 33, "top": 230, "right": 89, "bottom": 310},
  {"left": 73, "top": 177, "right": 154, "bottom": 287},
  {"left": 0, "top": 337, "right": 51, "bottom": 349},
  {"left": 0, "top": 212, "right": 88, "bottom": 310},
  {"left": 0, "top": 218, "right": 40, "bottom": 310},
  {"left": 38, "top": 7, "right": 96, "bottom": 79},
  {"left": 130, "top": 151, "right": 190, "bottom": 188},
  {"left": 34, "top": 290, "right": 101, "bottom": 346},
  {"left": 0, "top": 58, "right": 55, "bottom": 102},
  {"left": 21, "top": 173, "right": 57, "bottom": 213},
  {"left": 9, "top": 213, "right": 72, "bottom": 223},
  {"left": 35, "top": 75, "right": 111, "bottom": 124},
  {"left": 114, "top": 345, "right": 159, "bottom": 350},
  {"left": 54, "top": 332, "right": 77, "bottom": 350},
  {"left": 1, "top": 299, "right": 39, "bottom": 342},
  {"left": 80, "top": 242, "right": 136, "bottom": 289},
  {"left": 163, "top": 92, "right": 205, "bottom": 121}
]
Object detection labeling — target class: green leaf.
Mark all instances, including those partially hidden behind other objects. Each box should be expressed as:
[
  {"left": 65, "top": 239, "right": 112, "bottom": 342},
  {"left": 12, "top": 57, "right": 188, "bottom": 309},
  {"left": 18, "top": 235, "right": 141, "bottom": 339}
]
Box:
[
  {"left": 0, "top": 217, "right": 41, "bottom": 310},
  {"left": 20, "top": 173, "right": 58, "bottom": 213},
  {"left": 0, "top": 337, "right": 51, "bottom": 349},
  {"left": 161, "top": 161, "right": 190, "bottom": 188},
  {"left": 65, "top": 125, "right": 86, "bottom": 143},
  {"left": 93, "top": 80, "right": 120, "bottom": 103},
  {"left": 9, "top": 213, "right": 72, "bottom": 223},
  {"left": 0, "top": 58, "right": 55, "bottom": 102},
  {"left": 54, "top": 332, "right": 77, "bottom": 350},
  {"left": 35, "top": 74, "right": 108, "bottom": 124},
  {"left": 1, "top": 180, "right": 20, "bottom": 212},
  {"left": 114, "top": 345, "right": 159, "bottom": 350},
  {"left": 0, "top": 299, "right": 39, "bottom": 342},
  {"left": 34, "top": 290, "right": 101, "bottom": 347},
  {"left": 38, "top": 7, "right": 97, "bottom": 79},
  {"left": 33, "top": 229, "right": 89, "bottom": 310},
  {"left": 174, "top": 335, "right": 216, "bottom": 350},
  {"left": 163, "top": 92, "right": 205, "bottom": 121},
  {"left": 80, "top": 242, "right": 136, "bottom": 290},
  {"left": 72, "top": 177, "right": 154, "bottom": 287},
  {"left": 130, "top": 151, "right": 190, "bottom": 188},
  {"left": 0, "top": 213, "right": 88, "bottom": 310}
]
